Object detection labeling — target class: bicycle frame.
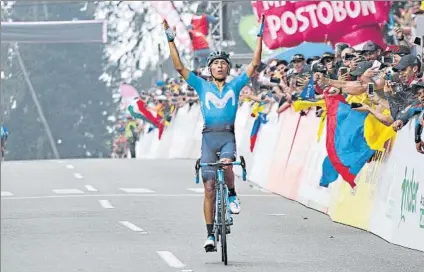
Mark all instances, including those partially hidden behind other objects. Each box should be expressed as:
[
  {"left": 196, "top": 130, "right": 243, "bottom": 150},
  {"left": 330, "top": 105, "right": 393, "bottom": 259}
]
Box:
[{"left": 194, "top": 156, "right": 247, "bottom": 265}]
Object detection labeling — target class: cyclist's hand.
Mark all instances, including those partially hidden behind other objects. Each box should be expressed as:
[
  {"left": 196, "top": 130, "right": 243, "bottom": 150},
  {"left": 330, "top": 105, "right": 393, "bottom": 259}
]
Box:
[
  {"left": 163, "top": 19, "right": 176, "bottom": 42},
  {"left": 257, "top": 14, "right": 265, "bottom": 37}
]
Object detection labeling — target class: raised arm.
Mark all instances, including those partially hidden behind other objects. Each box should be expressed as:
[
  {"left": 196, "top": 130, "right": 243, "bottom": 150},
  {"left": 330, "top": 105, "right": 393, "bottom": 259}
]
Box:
[
  {"left": 246, "top": 14, "right": 265, "bottom": 78},
  {"left": 164, "top": 20, "right": 190, "bottom": 80}
]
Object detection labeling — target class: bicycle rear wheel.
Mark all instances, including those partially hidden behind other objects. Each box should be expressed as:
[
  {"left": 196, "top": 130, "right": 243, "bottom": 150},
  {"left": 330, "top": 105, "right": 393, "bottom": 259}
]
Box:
[{"left": 220, "top": 185, "right": 228, "bottom": 265}]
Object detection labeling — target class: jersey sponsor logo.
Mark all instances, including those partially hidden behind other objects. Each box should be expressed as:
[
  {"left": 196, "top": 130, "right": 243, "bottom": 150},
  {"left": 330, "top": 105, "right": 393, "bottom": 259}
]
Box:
[{"left": 204, "top": 90, "right": 235, "bottom": 110}]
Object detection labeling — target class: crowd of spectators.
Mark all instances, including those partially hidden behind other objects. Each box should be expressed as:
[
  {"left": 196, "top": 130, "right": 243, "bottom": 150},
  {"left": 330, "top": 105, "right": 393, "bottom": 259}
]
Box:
[{"left": 111, "top": 1, "right": 424, "bottom": 157}]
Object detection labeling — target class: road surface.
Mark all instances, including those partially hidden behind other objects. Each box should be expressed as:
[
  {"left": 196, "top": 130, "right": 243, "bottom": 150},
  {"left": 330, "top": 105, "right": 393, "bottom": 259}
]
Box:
[{"left": 1, "top": 159, "right": 423, "bottom": 272}]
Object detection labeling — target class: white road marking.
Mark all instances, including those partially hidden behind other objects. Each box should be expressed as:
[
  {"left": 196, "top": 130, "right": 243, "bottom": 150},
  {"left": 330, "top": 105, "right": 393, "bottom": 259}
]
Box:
[
  {"left": 1, "top": 193, "right": 277, "bottom": 201},
  {"left": 99, "top": 200, "right": 114, "bottom": 209},
  {"left": 119, "top": 221, "right": 147, "bottom": 234},
  {"left": 269, "top": 213, "right": 286, "bottom": 216},
  {"left": 157, "top": 251, "right": 186, "bottom": 269},
  {"left": 73, "top": 173, "right": 83, "bottom": 179},
  {"left": 119, "top": 188, "right": 154, "bottom": 193},
  {"left": 181, "top": 270, "right": 193, "bottom": 272},
  {"left": 66, "top": 164, "right": 75, "bottom": 169},
  {"left": 52, "top": 189, "right": 84, "bottom": 194},
  {"left": 1, "top": 191, "right": 14, "bottom": 197},
  {"left": 84, "top": 185, "right": 98, "bottom": 192},
  {"left": 187, "top": 188, "right": 204, "bottom": 193}
]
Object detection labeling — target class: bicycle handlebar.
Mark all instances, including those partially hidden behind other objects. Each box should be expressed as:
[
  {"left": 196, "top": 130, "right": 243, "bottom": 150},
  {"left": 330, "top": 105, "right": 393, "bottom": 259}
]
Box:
[{"left": 195, "top": 156, "right": 247, "bottom": 184}]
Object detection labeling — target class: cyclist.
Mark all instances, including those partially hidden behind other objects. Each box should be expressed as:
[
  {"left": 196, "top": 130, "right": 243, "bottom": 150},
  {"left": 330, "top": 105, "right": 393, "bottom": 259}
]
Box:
[
  {"left": 1, "top": 124, "right": 8, "bottom": 160},
  {"left": 164, "top": 14, "right": 265, "bottom": 251}
]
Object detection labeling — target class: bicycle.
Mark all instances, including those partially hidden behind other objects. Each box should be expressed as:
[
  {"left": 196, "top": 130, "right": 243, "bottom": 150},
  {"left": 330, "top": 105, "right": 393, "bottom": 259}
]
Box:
[{"left": 195, "top": 154, "right": 247, "bottom": 265}]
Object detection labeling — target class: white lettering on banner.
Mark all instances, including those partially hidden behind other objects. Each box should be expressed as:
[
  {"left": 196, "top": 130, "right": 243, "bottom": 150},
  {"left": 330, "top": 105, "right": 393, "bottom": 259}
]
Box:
[
  {"left": 266, "top": 1, "right": 377, "bottom": 39},
  {"left": 204, "top": 91, "right": 235, "bottom": 110},
  {"left": 262, "top": 1, "right": 297, "bottom": 10},
  {"left": 345, "top": 1, "right": 361, "bottom": 18},
  {"left": 331, "top": 1, "right": 347, "bottom": 22}
]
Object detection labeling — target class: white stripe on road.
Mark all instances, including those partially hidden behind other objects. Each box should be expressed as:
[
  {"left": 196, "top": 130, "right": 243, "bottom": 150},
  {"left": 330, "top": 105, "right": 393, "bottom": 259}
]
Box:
[
  {"left": 119, "top": 221, "right": 147, "bottom": 234},
  {"left": 1, "top": 191, "right": 14, "bottom": 197},
  {"left": 84, "top": 185, "right": 98, "bottom": 192},
  {"left": 157, "top": 251, "right": 186, "bottom": 269},
  {"left": 187, "top": 188, "right": 204, "bottom": 193},
  {"left": 66, "top": 164, "right": 75, "bottom": 169},
  {"left": 2, "top": 193, "right": 277, "bottom": 201},
  {"left": 73, "top": 173, "right": 83, "bottom": 179},
  {"left": 52, "top": 189, "right": 84, "bottom": 194},
  {"left": 119, "top": 188, "right": 154, "bottom": 193},
  {"left": 99, "top": 200, "right": 114, "bottom": 209}
]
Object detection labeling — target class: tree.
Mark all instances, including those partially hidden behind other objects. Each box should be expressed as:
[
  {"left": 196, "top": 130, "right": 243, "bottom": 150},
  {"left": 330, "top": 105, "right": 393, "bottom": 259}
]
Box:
[
  {"left": 95, "top": 1, "right": 194, "bottom": 93},
  {"left": 1, "top": 1, "right": 115, "bottom": 160}
]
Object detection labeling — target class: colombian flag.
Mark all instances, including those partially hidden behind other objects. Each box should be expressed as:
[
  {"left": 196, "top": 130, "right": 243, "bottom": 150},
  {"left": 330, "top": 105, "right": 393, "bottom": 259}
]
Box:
[
  {"left": 320, "top": 94, "right": 396, "bottom": 188},
  {"left": 250, "top": 112, "right": 268, "bottom": 152},
  {"left": 128, "top": 98, "right": 164, "bottom": 140}
]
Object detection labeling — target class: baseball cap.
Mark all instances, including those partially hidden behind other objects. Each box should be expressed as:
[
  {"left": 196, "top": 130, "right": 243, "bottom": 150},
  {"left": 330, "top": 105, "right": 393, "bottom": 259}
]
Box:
[
  {"left": 393, "top": 54, "right": 421, "bottom": 72},
  {"left": 291, "top": 54, "right": 305, "bottom": 62},
  {"left": 335, "top": 42, "right": 350, "bottom": 53},
  {"left": 320, "top": 52, "right": 335, "bottom": 63},
  {"left": 350, "top": 61, "right": 373, "bottom": 76},
  {"left": 411, "top": 81, "right": 424, "bottom": 94},
  {"left": 361, "top": 41, "right": 379, "bottom": 52}
]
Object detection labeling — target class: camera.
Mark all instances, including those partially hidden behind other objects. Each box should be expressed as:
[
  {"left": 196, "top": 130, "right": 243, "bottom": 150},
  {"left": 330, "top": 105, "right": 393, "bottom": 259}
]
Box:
[
  {"left": 391, "top": 82, "right": 404, "bottom": 93},
  {"left": 385, "top": 72, "right": 393, "bottom": 81}
]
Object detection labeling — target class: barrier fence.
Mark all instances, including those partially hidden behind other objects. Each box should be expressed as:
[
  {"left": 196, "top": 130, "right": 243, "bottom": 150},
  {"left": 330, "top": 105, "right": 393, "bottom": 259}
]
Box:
[{"left": 135, "top": 104, "right": 424, "bottom": 252}]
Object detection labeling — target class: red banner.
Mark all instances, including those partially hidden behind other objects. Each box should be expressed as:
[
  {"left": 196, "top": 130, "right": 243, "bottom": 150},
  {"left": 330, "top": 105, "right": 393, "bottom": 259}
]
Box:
[{"left": 251, "top": 1, "right": 391, "bottom": 49}]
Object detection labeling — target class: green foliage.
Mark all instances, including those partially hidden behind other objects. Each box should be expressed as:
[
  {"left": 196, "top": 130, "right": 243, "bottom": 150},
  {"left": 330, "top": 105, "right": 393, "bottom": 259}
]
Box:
[{"left": 1, "top": 2, "right": 114, "bottom": 160}]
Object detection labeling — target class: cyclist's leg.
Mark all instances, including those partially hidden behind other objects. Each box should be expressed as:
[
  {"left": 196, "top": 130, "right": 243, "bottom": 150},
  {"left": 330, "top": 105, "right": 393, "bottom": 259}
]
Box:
[
  {"left": 200, "top": 133, "right": 219, "bottom": 248},
  {"left": 219, "top": 133, "right": 241, "bottom": 214}
]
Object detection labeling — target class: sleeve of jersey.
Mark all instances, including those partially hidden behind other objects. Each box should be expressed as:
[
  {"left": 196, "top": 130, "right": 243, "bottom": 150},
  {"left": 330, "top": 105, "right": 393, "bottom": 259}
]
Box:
[
  {"left": 232, "top": 71, "right": 250, "bottom": 95},
  {"left": 186, "top": 72, "right": 204, "bottom": 96}
]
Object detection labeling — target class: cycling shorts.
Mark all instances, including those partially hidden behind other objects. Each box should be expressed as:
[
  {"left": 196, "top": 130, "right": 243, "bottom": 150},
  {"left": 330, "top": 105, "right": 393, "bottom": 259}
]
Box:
[{"left": 200, "top": 131, "right": 236, "bottom": 181}]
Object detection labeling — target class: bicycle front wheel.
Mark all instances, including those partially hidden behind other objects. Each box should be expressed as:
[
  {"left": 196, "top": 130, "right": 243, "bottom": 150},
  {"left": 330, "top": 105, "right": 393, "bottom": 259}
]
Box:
[{"left": 220, "top": 185, "right": 228, "bottom": 265}]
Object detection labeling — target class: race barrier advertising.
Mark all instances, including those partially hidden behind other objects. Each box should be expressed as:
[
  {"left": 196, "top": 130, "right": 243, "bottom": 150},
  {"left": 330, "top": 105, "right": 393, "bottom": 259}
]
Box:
[{"left": 135, "top": 104, "right": 424, "bottom": 252}]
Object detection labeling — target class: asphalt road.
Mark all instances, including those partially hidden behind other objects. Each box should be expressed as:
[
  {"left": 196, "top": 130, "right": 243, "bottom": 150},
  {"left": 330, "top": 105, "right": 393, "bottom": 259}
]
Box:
[{"left": 1, "top": 159, "right": 423, "bottom": 272}]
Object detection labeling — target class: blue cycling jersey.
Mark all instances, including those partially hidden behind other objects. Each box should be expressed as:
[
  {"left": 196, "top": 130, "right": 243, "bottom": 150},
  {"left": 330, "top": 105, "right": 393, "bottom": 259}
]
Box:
[{"left": 186, "top": 71, "right": 250, "bottom": 129}]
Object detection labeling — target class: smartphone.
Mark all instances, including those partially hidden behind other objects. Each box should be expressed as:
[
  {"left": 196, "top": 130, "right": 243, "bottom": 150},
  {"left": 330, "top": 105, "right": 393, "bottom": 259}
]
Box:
[
  {"left": 345, "top": 53, "right": 357, "bottom": 60},
  {"left": 270, "top": 77, "right": 281, "bottom": 84},
  {"left": 339, "top": 67, "right": 348, "bottom": 75},
  {"left": 351, "top": 102, "right": 363, "bottom": 109},
  {"left": 372, "top": 60, "right": 381, "bottom": 69},
  {"left": 382, "top": 56, "right": 394, "bottom": 64},
  {"left": 367, "top": 83, "right": 375, "bottom": 96}
]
